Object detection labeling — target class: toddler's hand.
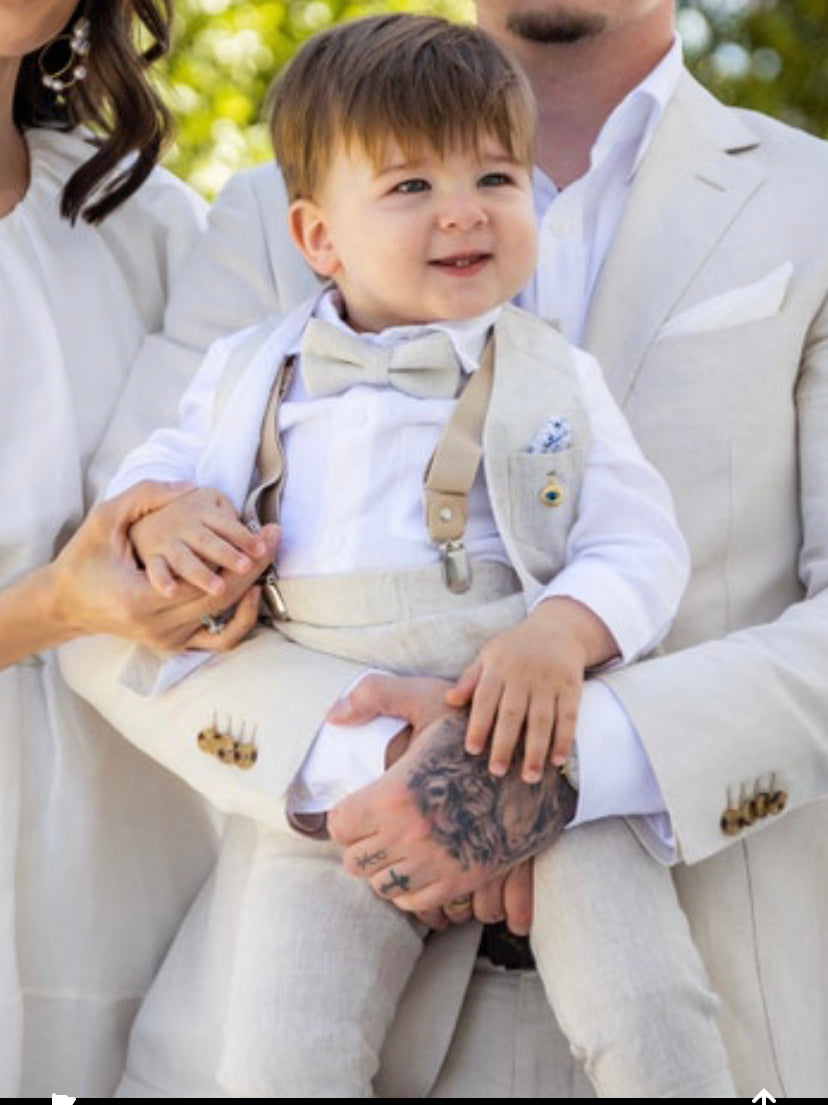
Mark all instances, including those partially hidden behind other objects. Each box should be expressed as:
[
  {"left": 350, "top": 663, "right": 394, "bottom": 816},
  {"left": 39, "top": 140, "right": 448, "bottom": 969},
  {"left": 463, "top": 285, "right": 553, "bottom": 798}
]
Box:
[
  {"left": 446, "top": 597, "right": 616, "bottom": 783},
  {"left": 129, "top": 487, "right": 277, "bottom": 598}
]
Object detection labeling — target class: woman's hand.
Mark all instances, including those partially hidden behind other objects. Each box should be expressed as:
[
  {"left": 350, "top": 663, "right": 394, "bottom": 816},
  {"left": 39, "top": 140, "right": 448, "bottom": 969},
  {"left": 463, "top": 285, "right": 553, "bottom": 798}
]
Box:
[{"left": 45, "top": 480, "right": 278, "bottom": 653}]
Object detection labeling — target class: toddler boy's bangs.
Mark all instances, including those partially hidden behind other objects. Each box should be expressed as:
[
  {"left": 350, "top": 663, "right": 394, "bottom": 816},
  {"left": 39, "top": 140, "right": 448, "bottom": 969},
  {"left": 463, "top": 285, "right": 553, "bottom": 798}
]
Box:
[{"left": 270, "top": 14, "right": 536, "bottom": 200}]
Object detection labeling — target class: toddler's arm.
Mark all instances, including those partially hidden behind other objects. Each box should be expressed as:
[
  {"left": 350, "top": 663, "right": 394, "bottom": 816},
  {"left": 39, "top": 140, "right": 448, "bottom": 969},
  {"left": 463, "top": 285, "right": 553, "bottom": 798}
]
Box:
[{"left": 447, "top": 596, "right": 616, "bottom": 783}]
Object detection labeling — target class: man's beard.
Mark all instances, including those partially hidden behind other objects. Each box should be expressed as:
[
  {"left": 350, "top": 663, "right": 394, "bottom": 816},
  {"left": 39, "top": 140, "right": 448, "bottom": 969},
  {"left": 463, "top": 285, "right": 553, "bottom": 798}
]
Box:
[{"left": 505, "top": 9, "right": 607, "bottom": 44}]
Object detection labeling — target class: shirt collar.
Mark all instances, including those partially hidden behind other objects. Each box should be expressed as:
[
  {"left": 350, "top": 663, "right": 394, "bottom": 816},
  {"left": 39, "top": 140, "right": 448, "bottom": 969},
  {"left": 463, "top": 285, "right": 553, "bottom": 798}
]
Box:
[
  {"left": 307, "top": 286, "right": 500, "bottom": 376},
  {"left": 599, "top": 32, "right": 683, "bottom": 179}
]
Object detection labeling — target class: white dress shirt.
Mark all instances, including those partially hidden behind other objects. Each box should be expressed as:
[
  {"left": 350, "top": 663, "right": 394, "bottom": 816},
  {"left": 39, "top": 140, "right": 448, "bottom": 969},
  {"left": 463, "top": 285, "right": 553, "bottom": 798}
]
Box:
[{"left": 291, "top": 39, "right": 686, "bottom": 858}]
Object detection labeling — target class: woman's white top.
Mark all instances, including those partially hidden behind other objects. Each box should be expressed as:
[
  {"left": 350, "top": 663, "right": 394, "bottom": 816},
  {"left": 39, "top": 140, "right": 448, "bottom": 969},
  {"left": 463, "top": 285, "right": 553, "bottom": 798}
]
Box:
[{"left": 0, "top": 127, "right": 213, "bottom": 1097}]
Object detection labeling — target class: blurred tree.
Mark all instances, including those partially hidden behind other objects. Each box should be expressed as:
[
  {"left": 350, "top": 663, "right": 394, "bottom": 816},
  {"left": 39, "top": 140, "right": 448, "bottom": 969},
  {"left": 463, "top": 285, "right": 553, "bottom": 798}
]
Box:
[
  {"left": 159, "top": 0, "right": 828, "bottom": 197},
  {"left": 159, "top": 0, "right": 474, "bottom": 195},
  {"left": 678, "top": 0, "right": 828, "bottom": 137}
]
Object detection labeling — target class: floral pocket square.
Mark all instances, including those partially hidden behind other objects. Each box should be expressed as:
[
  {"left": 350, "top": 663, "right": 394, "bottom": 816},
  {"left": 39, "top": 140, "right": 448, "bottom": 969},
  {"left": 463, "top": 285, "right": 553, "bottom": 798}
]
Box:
[{"left": 527, "top": 416, "right": 572, "bottom": 454}]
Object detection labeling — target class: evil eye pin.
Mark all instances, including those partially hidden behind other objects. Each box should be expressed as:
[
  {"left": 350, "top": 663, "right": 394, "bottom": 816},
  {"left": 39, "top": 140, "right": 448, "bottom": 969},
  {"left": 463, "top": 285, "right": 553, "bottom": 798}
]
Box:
[{"left": 540, "top": 472, "right": 564, "bottom": 507}]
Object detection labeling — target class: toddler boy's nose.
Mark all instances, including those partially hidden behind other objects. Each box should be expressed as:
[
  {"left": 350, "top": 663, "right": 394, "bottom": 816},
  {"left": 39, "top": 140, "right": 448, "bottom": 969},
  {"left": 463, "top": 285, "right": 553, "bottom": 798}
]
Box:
[{"left": 438, "top": 194, "right": 488, "bottom": 231}]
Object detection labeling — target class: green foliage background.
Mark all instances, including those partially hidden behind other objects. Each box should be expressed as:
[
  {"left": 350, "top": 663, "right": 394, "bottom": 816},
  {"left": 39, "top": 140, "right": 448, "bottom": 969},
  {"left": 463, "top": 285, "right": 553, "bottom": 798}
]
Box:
[{"left": 158, "top": 0, "right": 828, "bottom": 198}]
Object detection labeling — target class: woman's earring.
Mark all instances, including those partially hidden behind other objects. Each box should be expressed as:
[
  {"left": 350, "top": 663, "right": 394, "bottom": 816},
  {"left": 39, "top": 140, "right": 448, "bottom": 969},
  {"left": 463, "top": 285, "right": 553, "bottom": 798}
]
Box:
[{"left": 38, "top": 15, "right": 91, "bottom": 101}]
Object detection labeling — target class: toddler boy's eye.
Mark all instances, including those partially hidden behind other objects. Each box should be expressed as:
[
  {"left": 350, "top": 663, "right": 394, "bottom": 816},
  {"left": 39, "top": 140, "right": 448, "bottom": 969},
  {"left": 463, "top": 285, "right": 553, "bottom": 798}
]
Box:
[
  {"left": 479, "top": 172, "right": 512, "bottom": 188},
  {"left": 392, "top": 178, "right": 430, "bottom": 194}
]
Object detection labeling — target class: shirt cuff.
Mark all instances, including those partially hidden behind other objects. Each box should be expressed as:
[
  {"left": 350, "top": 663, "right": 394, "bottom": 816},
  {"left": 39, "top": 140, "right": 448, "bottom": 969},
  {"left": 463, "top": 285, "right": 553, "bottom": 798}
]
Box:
[
  {"left": 567, "top": 679, "right": 676, "bottom": 863},
  {"left": 286, "top": 671, "right": 407, "bottom": 815}
]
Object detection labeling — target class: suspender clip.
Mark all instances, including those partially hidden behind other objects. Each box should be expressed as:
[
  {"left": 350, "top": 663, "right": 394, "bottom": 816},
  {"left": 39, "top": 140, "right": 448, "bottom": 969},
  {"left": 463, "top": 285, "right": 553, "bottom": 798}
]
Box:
[
  {"left": 260, "top": 569, "right": 289, "bottom": 621},
  {"left": 441, "top": 539, "right": 472, "bottom": 594}
]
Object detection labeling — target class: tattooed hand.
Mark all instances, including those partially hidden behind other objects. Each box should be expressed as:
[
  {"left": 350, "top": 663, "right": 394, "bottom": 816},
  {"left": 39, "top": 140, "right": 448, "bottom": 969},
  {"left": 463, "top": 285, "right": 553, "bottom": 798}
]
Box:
[{"left": 327, "top": 712, "right": 577, "bottom": 914}]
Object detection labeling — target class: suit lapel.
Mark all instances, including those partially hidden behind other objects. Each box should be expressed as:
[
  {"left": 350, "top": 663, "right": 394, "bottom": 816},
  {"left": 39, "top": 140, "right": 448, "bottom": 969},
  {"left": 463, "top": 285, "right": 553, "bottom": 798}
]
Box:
[{"left": 584, "top": 72, "right": 765, "bottom": 404}]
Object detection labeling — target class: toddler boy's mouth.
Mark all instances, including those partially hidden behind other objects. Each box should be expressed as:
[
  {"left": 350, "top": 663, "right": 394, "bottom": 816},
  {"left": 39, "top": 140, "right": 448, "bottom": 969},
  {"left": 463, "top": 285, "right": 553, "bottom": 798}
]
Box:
[{"left": 429, "top": 252, "right": 492, "bottom": 273}]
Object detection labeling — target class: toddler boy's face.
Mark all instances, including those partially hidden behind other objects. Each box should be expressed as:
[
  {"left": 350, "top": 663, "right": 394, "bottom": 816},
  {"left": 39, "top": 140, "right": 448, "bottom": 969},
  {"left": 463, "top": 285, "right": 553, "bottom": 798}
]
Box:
[{"left": 290, "top": 133, "right": 538, "bottom": 333}]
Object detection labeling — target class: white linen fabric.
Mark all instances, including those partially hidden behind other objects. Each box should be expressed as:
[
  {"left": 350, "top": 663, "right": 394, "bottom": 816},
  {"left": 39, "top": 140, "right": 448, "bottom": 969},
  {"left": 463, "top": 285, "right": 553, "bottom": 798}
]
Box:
[{"left": 0, "top": 128, "right": 217, "bottom": 1096}]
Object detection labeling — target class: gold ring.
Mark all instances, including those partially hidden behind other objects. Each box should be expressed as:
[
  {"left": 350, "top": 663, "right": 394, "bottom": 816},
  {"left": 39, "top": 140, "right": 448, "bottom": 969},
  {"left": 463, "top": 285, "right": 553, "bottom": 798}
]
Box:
[{"left": 445, "top": 895, "right": 472, "bottom": 912}]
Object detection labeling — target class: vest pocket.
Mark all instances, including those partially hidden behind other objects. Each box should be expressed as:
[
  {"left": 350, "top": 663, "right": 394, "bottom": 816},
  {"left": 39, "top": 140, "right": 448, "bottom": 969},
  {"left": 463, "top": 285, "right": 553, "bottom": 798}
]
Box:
[{"left": 507, "top": 447, "right": 582, "bottom": 572}]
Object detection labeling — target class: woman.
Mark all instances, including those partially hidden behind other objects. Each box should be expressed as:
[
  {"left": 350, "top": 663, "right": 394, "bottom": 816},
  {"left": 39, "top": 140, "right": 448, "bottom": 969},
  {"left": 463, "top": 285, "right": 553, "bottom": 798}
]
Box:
[{"left": 0, "top": 0, "right": 273, "bottom": 1095}]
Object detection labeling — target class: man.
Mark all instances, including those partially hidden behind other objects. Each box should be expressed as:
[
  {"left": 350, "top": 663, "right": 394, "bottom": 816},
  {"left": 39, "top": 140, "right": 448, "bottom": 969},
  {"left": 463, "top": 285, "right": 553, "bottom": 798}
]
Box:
[{"left": 62, "top": 0, "right": 828, "bottom": 1096}]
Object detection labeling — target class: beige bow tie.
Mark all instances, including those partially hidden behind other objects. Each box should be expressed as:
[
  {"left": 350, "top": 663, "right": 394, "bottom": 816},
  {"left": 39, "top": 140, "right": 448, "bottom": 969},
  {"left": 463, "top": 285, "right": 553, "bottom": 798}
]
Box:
[{"left": 300, "top": 317, "right": 461, "bottom": 399}]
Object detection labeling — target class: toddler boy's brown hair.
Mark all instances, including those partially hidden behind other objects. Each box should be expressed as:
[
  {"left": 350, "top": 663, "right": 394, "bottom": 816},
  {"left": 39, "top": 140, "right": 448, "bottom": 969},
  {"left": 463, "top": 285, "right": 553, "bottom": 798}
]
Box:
[{"left": 269, "top": 13, "right": 537, "bottom": 201}]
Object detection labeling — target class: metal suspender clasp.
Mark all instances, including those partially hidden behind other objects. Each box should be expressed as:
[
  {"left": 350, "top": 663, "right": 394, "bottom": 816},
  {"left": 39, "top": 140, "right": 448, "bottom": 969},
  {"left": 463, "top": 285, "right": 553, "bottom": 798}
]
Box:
[
  {"left": 260, "top": 568, "right": 289, "bottom": 621},
  {"left": 441, "top": 539, "right": 472, "bottom": 594}
]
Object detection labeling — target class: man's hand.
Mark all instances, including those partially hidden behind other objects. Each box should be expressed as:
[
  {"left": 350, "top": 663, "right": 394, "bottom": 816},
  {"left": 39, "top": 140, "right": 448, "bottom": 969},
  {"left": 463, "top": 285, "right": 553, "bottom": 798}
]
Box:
[
  {"left": 432, "top": 859, "right": 534, "bottom": 933},
  {"left": 328, "top": 712, "right": 577, "bottom": 915},
  {"left": 326, "top": 673, "right": 457, "bottom": 735},
  {"left": 469, "top": 859, "right": 533, "bottom": 935}
]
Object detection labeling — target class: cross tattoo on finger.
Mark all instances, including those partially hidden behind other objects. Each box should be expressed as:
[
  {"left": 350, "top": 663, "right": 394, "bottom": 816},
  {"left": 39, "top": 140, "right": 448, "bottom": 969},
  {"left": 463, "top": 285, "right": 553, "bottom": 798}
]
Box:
[{"left": 379, "top": 868, "right": 411, "bottom": 896}]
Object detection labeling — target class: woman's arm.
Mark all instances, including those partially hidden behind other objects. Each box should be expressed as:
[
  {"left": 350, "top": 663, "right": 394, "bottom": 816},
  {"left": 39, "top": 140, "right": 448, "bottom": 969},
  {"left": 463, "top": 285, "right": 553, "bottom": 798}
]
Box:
[{"left": 1, "top": 481, "right": 275, "bottom": 672}]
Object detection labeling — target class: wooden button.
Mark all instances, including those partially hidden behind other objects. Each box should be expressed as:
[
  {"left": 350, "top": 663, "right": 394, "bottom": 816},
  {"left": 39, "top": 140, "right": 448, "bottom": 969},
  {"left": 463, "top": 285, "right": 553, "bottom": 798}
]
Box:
[
  {"left": 737, "top": 798, "right": 756, "bottom": 827},
  {"left": 720, "top": 808, "right": 742, "bottom": 836},
  {"left": 750, "top": 792, "right": 769, "bottom": 819},
  {"left": 197, "top": 726, "right": 234, "bottom": 760},
  {"left": 235, "top": 742, "right": 258, "bottom": 770},
  {"left": 767, "top": 790, "right": 788, "bottom": 815}
]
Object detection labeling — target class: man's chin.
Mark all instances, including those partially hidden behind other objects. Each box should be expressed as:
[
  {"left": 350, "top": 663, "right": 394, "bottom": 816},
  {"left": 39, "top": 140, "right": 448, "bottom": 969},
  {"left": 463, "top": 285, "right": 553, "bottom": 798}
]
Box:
[{"left": 505, "top": 10, "right": 606, "bottom": 45}]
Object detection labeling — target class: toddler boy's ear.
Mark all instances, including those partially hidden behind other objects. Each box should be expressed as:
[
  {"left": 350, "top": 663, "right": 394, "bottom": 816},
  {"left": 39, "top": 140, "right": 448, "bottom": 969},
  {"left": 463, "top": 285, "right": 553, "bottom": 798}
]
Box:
[{"left": 288, "top": 199, "right": 340, "bottom": 278}]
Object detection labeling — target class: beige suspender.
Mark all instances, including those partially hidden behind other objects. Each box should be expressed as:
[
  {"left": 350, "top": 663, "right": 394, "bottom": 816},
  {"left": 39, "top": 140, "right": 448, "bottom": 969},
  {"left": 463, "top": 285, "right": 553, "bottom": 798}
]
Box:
[
  {"left": 423, "top": 335, "right": 494, "bottom": 592},
  {"left": 243, "top": 356, "right": 296, "bottom": 530},
  {"left": 249, "top": 332, "right": 496, "bottom": 618},
  {"left": 241, "top": 356, "right": 295, "bottom": 621}
]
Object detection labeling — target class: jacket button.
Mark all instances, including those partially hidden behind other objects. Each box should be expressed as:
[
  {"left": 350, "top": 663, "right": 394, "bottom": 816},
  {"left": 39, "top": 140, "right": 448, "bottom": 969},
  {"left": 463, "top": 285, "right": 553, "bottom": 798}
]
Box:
[
  {"left": 750, "top": 792, "right": 770, "bottom": 819},
  {"left": 720, "top": 808, "right": 742, "bottom": 836},
  {"left": 767, "top": 790, "right": 788, "bottom": 815},
  {"left": 197, "top": 725, "right": 234, "bottom": 761},
  {"left": 235, "top": 742, "right": 258, "bottom": 770},
  {"left": 217, "top": 742, "right": 238, "bottom": 764},
  {"left": 738, "top": 798, "right": 756, "bottom": 827}
]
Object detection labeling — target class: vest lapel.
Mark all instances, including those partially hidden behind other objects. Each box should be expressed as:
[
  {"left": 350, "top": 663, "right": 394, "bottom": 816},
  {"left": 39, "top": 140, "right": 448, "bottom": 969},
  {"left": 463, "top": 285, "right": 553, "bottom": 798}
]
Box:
[{"left": 484, "top": 306, "right": 587, "bottom": 602}]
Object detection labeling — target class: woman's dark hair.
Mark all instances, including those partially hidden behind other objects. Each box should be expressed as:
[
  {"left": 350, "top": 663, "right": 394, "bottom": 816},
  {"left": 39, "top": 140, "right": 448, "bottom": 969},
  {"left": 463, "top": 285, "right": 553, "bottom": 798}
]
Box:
[{"left": 13, "top": 0, "right": 174, "bottom": 224}]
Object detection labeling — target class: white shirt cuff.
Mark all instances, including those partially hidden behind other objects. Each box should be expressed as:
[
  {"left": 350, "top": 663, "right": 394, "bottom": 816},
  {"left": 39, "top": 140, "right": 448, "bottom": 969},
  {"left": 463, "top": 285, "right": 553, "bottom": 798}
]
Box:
[
  {"left": 286, "top": 671, "right": 678, "bottom": 864},
  {"left": 286, "top": 671, "right": 406, "bottom": 815},
  {"left": 567, "top": 679, "right": 676, "bottom": 862}
]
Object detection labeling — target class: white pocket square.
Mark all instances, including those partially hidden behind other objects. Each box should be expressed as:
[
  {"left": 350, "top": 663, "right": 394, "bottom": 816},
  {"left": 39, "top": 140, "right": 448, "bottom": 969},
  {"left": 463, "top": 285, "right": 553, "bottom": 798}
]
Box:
[{"left": 657, "top": 261, "right": 794, "bottom": 340}]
